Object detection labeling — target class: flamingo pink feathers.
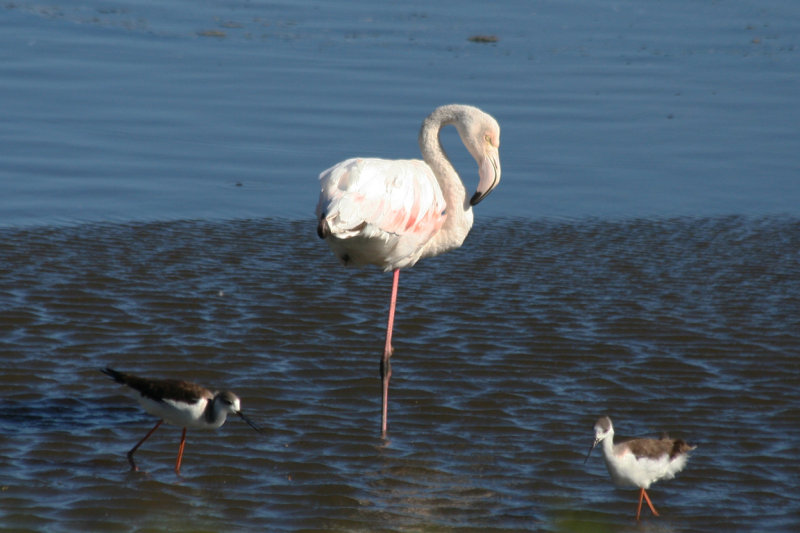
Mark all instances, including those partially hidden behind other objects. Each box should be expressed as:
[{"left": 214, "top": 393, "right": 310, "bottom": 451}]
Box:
[{"left": 316, "top": 104, "right": 501, "bottom": 436}]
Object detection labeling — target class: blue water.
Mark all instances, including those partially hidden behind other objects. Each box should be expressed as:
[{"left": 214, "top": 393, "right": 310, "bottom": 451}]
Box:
[
  {"left": 1, "top": 1, "right": 799, "bottom": 532},
  {"left": 2, "top": 0, "right": 799, "bottom": 226}
]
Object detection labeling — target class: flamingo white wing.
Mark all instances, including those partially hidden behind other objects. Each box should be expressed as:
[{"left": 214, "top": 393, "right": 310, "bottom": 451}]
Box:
[{"left": 317, "top": 157, "right": 447, "bottom": 271}]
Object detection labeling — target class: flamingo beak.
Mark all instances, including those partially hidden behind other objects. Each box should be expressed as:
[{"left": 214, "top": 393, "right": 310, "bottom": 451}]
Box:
[{"left": 470, "top": 148, "right": 501, "bottom": 206}]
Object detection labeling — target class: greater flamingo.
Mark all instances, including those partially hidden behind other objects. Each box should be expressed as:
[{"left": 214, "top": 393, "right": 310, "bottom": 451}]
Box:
[{"left": 315, "top": 104, "right": 501, "bottom": 436}]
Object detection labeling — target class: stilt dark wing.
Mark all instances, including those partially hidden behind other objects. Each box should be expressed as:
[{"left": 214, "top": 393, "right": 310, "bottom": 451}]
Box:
[{"left": 102, "top": 367, "right": 207, "bottom": 403}]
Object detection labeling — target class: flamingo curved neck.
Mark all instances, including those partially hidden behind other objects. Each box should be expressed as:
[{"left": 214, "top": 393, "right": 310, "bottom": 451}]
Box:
[{"left": 418, "top": 107, "right": 474, "bottom": 257}]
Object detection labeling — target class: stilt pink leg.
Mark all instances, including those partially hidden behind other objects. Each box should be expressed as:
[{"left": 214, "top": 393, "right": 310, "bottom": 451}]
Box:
[
  {"left": 636, "top": 487, "right": 645, "bottom": 520},
  {"left": 636, "top": 487, "right": 660, "bottom": 520},
  {"left": 174, "top": 427, "right": 187, "bottom": 474},
  {"left": 380, "top": 269, "right": 400, "bottom": 437},
  {"left": 641, "top": 488, "right": 659, "bottom": 517},
  {"left": 127, "top": 419, "right": 163, "bottom": 471}
]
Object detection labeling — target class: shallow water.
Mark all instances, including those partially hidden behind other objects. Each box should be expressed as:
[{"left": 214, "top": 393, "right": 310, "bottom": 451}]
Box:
[
  {"left": 1, "top": 217, "right": 798, "bottom": 532},
  {"left": 1, "top": 0, "right": 799, "bottom": 531}
]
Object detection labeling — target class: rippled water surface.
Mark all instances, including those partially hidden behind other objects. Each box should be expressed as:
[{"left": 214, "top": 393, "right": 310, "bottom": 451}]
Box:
[
  {"left": 1, "top": 217, "right": 798, "bottom": 532},
  {"left": 2, "top": 0, "right": 800, "bottom": 531}
]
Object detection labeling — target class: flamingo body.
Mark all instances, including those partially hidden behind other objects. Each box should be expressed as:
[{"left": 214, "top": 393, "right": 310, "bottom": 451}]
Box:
[
  {"left": 317, "top": 157, "right": 448, "bottom": 271},
  {"left": 316, "top": 104, "right": 501, "bottom": 436}
]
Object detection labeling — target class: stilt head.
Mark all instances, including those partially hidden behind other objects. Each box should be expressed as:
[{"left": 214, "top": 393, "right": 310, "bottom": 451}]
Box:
[
  {"left": 585, "top": 416, "right": 614, "bottom": 463},
  {"left": 214, "top": 391, "right": 262, "bottom": 433}
]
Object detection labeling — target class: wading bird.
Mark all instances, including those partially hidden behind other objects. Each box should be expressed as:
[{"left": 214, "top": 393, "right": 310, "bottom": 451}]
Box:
[
  {"left": 102, "top": 367, "right": 260, "bottom": 474},
  {"left": 316, "top": 104, "right": 501, "bottom": 437},
  {"left": 585, "top": 415, "right": 695, "bottom": 520}
]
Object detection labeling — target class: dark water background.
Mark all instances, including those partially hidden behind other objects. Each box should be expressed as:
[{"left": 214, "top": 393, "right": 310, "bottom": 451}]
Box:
[
  {"left": 1, "top": 218, "right": 798, "bottom": 532},
  {"left": 1, "top": 0, "right": 799, "bottom": 532}
]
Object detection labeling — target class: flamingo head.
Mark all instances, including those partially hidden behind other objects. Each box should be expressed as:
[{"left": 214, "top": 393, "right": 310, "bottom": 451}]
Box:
[{"left": 455, "top": 108, "right": 501, "bottom": 206}]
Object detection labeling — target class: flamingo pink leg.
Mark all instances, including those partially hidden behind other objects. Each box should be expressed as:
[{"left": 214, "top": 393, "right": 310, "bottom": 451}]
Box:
[
  {"left": 380, "top": 268, "right": 400, "bottom": 437},
  {"left": 636, "top": 487, "right": 660, "bottom": 520},
  {"left": 175, "top": 427, "right": 188, "bottom": 474},
  {"left": 127, "top": 419, "right": 163, "bottom": 471}
]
